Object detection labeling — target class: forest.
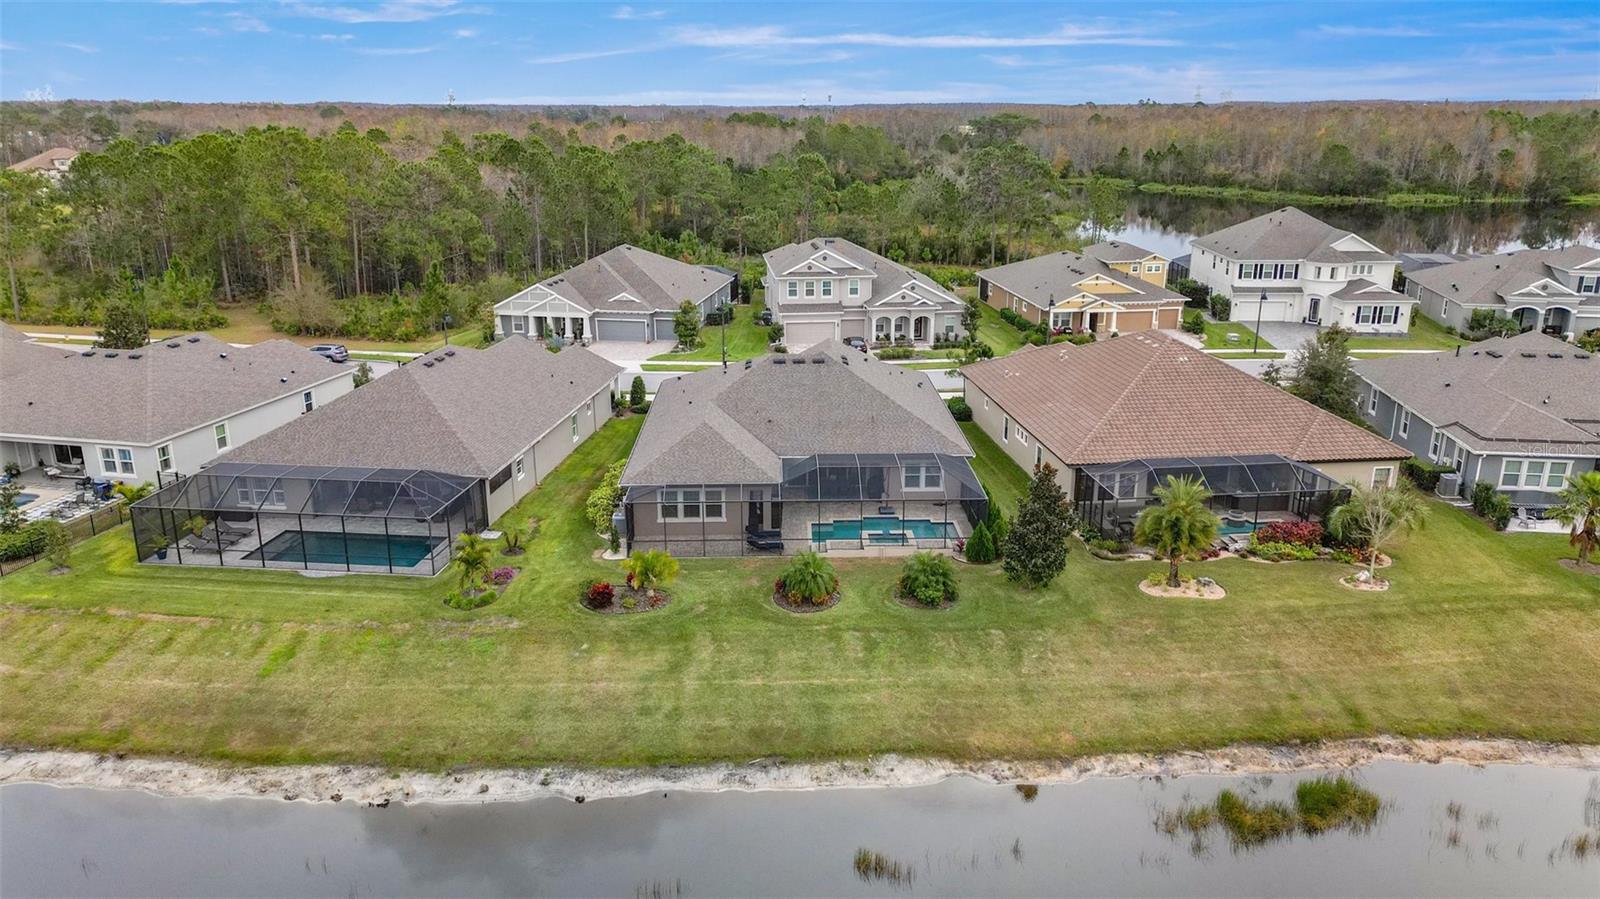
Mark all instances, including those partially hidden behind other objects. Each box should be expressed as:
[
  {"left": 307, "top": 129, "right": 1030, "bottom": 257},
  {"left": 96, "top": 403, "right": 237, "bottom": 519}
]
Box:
[{"left": 2, "top": 99, "right": 1597, "bottom": 341}]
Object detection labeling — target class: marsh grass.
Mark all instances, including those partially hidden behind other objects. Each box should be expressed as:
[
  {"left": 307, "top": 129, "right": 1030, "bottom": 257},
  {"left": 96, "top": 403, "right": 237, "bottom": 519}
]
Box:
[
  {"left": 1215, "top": 790, "right": 1298, "bottom": 848},
  {"left": 853, "top": 848, "right": 914, "bottom": 886},
  {"left": 1294, "top": 776, "right": 1382, "bottom": 835}
]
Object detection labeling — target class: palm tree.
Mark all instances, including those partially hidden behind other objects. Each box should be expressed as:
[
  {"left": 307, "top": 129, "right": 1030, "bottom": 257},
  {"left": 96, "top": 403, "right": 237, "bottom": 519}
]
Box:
[
  {"left": 1134, "top": 476, "right": 1221, "bottom": 588},
  {"left": 1328, "top": 482, "right": 1426, "bottom": 580},
  {"left": 621, "top": 549, "right": 680, "bottom": 599},
  {"left": 452, "top": 532, "right": 493, "bottom": 590},
  {"left": 1551, "top": 471, "right": 1600, "bottom": 566}
]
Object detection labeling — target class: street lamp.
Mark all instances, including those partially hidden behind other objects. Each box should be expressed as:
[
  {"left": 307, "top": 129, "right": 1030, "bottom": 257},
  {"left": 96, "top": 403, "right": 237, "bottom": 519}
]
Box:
[
  {"left": 1252, "top": 291, "right": 1265, "bottom": 354},
  {"left": 442, "top": 313, "right": 453, "bottom": 347}
]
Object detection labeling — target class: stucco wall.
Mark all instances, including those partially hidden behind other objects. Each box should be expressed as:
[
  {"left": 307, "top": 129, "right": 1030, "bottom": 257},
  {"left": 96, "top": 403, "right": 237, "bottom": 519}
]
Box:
[{"left": 963, "top": 380, "right": 1073, "bottom": 496}]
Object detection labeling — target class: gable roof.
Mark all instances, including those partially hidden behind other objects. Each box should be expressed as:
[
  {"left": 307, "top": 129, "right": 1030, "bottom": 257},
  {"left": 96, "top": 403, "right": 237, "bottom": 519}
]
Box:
[
  {"left": 1192, "top": 206, "right": 1394, "bottom": 264},
  {"left": 622, "top": 339, "right": 970, "bottom": 486},
  {"left": 1, "top": 327, "right": 350, "bottom": 445},
  {"left": 977, "top": 250, "right": 1185, "bottom": 310},
  {"left": 227, "top": 339, "right": 621, "bottom": 478},
  {"left": 504, "top": 244, "right": 732, "bottom": 315},
  {"left": 1404, "top": 245, "right": 1600, "bottom": 308},
  {"left": 1355, "top": 330, "right": 1600, "bottom": 454},
  {"left": 1083, "top": 240, "right": 1163, "bottom": 264},
  {"left": 1331, "top": 278, "right": 1411, "bottom": 304},
  {"left": 763, "top": 237, "right": 962, "bottom": 311},
  {"left": 961, "top": 332, "right": 1405, "bottom": 466},
  {"left": 7, "top": 147, "right": 77, "bottom": 173}
]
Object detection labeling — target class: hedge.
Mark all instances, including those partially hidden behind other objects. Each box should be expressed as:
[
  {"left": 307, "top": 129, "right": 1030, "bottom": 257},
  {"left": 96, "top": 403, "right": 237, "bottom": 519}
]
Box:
[{"left": 0, "top": 522, "right": 49, "bottom": 562}]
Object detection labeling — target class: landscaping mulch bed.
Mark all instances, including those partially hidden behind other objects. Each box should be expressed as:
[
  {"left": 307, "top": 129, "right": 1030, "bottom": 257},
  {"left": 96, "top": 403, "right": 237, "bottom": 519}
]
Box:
[
  {"left": 1339, "top": 574, "right": 1391, "bottom": 592},
  {"left": 772, "top": 590, "right": 840, "bottom": 614},
  {"left": 1139, "top": 578, "right": 1226, "bottom": 600},
  {"left": 586, "top": 586, "right": 672, "bottom": 615},
  {"left": 1558, "top": 559, "right": 1600, "bottom": 577},
  {"left": 894, "top": 589, "right": 956, "bottom": 611}
]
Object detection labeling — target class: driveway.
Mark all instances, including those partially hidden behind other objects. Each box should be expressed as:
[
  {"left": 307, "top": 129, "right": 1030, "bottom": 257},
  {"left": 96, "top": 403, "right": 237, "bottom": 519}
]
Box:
[
  {"left": 1253, "top": 321, "right": 1319, "bottom": 356},
  {"left": 583, "top": 340, "right": 659, "bottom": 366}
]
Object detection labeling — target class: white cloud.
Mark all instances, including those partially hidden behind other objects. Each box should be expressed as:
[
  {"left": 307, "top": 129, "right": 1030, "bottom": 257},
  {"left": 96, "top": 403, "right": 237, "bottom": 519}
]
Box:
[
  {"left": 611, "top": 5, "right": 665, "bottom": 20},
  {"left": 529, "top": 46, "right": 650, "bottom": 64},
  {"left": 53, "top": 42, "right": 99, "bottom": 54},
  {"left": 1316, "top": 24, "right": 1435, "bottom": 38},
  {"left": 0, "top": 41, "right": 19, "bottom": 52},
  {"left": 226, "top": 12, "right": 272, "bottom": 32},
  {"left": 284, "top": 0, "right": 480, "bottom": 24},
  {"left": 474, "top": 79, "right": 1007, "bottom": 106},
  {"left": 353, "top": 45, "right": 437, "bottom": 56},
  {"left": 316, "top": 33, "right": 355, "bottom": 41},
  {"left": 453, "top": 27, "right": 477, "bottom": 38},
  {"left": 667, "top": 22, "right": 1180, "bottom": 50}
]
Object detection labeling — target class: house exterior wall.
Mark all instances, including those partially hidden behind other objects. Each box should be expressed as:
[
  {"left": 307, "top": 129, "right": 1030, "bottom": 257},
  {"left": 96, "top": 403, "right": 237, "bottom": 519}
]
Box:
[
  {"left": 1310, "top": 459, "right": 1401, "bottom": 488},
  {"left": 982, "top": 282, "right": 1043, "bottom": 324},
  {"left": 485, "top": 387, "right": 610, "bottom": 523},
  {"left": 962, "top": 380, "right": 1074, "bottom": 495}
]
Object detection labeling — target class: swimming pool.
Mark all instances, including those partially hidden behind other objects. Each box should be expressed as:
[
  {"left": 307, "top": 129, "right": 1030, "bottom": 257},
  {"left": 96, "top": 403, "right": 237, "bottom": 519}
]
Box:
[
  {"left": 1219, "top": 520, "right": 1259, "bottom": 536},
  {"left": 243, "top": 530, "right": 442, "bottom": 568},
  {"left": 11, "top": 493, "right": 39, "bottom": 507},
  {"left": 810, "top": 516, "right": 958, "bottom": 544}
]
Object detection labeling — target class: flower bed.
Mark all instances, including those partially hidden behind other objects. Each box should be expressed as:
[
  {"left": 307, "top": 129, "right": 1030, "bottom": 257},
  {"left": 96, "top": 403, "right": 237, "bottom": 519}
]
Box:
[
  {"left": 1339, "top": 572, "right": 1390, "bottom": 592},
  {"left": 1140, "top": 575, "right": 1225, "bottom": 599},
  {"left": 581, "top": 579, "right": 671, "bottom": 615}
]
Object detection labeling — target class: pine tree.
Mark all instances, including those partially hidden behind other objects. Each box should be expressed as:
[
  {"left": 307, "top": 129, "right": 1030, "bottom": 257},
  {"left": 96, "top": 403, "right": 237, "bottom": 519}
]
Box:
[
  {"left": 1003, "top": 463, "right": 1071, "bottom": 587},
  {"left": 965, "top": 521, "right": 996, "bottom": 564},
  {"left": 985, "top": 502, "right": 1009, "bottom": 558},
  {"left": 98, "top": 291, "right": 150, "bottom": 349},
  {"left": 629, "top": 375, "right": 647, "bottom": 407}
]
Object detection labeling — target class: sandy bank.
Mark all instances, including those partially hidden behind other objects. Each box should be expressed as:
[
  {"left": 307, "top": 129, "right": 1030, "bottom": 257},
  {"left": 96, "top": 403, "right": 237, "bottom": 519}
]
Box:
[{"left": 2, "top": 737, "right": 1596, "bottom": 806}]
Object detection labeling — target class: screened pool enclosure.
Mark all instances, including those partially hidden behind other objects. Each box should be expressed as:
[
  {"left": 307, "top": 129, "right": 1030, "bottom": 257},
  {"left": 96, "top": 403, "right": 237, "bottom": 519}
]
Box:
[
  {"left": 131, "top": 462, "right": 487, "bottom": 575},
  {"left": 1073, "top": 454, "right": 1350, "bottom": 542},
  {"left": 622, "top": 453, "right": 989, "bottom": 557}
]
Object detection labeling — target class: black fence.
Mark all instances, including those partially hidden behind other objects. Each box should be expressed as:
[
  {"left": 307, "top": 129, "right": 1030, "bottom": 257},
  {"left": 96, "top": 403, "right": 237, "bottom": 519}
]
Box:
[{"left": 0, "top": 502, "right": 130, "bottom": 576}]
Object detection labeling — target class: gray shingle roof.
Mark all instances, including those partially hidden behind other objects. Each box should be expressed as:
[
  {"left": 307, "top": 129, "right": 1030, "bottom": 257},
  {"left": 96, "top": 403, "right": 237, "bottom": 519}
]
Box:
[
  {"left": 227, "top": 338, "right": 621, "bottom": 478},
  {"left": 1330, "top": 279, "right": 1410, "bottom": 303},
  {"left": 977, "top": 251, "right": 1184, "bottom": 310},
  {"left": 1404, "top": 245, "right": 1600, "bottom": 307},
  {"left": 1083, "top": 240, "right": 1161, "bottom": 263},
  {"left": 1, "top": 327, "right": 351, "bottom": 445},
  {"left": 1355, "top": 331, "right": 1600, "bottom": 454},
  {"left": 1192, "top": 206, "right": 1395, "bottom": 264},
  {"left": 523, "top": 244, "right": 732, "bottom": 315},
  {"left": 763, "top": 237, "right": 962, "bottom": 312},
  {"left": 621, "top": 339, "right": 971, "bottom": 486}
]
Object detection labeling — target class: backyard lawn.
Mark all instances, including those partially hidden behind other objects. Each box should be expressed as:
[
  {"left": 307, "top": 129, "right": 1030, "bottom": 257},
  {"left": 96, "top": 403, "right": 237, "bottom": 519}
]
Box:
[
  {"left": 648, "top": 299, "right": 770, "bottom": 362},
  {"left": 1, "top": 416, "right": 1597, "bottom": 770},
  {"left": 1347, "top": 313, "right": 1467, "bottom": 351},
  {"left": 1202, "top": 320, "right": 1274, "bottom": 350},
  {"left": 972, "top": 300, "right": 1029, "bottom": 356}
]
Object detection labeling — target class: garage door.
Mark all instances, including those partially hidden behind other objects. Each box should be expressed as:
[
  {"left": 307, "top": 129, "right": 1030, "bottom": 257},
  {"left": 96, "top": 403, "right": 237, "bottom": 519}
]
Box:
[
  {"left": 594, "top": 317, "right": 647, "bottom": 342},
  {"left": 783, "top": 321, "right": 836, "bottom": 349},
  {"left": 1235, "top": 297, "right": 1293, "bottom": 323}
]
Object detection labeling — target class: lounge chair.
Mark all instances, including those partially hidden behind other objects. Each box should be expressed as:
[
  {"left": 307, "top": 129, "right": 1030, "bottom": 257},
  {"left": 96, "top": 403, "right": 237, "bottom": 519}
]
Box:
[
  {"left": 215, "top": 520, "right": 253, "bottom": 539},
  {"left": 745, "top": 524, "right": 783, "bottom": 552},
  {"left": 181, "top": 534, "right": 228, "bottom": 554}
]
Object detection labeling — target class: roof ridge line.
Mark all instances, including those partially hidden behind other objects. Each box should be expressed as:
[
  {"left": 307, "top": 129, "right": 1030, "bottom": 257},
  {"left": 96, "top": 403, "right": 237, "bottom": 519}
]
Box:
[{"left": 1068, "top": 338, "right": 1177, "bottom": 457}]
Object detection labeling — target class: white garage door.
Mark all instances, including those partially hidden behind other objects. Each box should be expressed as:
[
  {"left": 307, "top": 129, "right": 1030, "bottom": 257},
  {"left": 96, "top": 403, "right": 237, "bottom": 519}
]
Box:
[
  {"left": 783, "top": 320, "right": 836, "bottom": 350},
  {"left": 1234, "top": 297, "right": 1293, "bottom": 323}
]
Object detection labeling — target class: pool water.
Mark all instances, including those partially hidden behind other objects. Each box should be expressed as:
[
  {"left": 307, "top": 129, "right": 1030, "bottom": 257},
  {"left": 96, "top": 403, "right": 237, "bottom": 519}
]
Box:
[
  {"left": 243, "top": 530, "right": 441, "bottom": 568},
  {"left": 11, "top": 492, "right": 39, "bottom": 507},
  {"left": 811, "top": 515, "right": 957, "bottom": 543},
  {"left": 1219, "top": 520, "right": 1258, "bottom": 536}
]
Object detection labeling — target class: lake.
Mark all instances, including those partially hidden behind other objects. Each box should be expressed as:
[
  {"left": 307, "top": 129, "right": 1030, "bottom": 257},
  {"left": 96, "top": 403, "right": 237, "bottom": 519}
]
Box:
[
  {"left": 3, "top": 760, "right": 1597, "bottom": 897},
  {"left": 1103, "top": 193, "right": 1600, "bottom": 262}
]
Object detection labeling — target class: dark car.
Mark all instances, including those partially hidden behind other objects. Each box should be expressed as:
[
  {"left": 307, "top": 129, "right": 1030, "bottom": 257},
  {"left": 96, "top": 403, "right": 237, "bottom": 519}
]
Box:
[
  {"left": 756, "top": 308, "right": 773, "bottom": 326},
  {"left": 843, "top": 336, "right": 868, "bottom": 353},
  {"left": 308, "top": 343, "right": 349, "bottom": 363}
]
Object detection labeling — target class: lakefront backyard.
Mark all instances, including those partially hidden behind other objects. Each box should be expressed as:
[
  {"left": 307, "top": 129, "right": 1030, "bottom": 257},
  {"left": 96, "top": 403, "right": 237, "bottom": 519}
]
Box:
[{"left": 0, "top": 416, "right": 1596, "bottom": 770}]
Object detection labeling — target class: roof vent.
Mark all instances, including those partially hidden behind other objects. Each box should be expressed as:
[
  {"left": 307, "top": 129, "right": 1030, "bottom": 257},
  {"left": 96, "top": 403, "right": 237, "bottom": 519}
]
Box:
[
  {"left": 103, "top": 352, "right": 118, "bottom": 358},
  {"left": 1520, "top": 352, "right": 1536, "bottom": 358},
  {"left": 773, "top": 357, "right": 787, "bottom": 365},
  {"left": 128, "top": 352, "right": 142, "bottom": 359},
  {"left": 219, "top": 352, "right": 228, "bottom": 359},
  {"left": 743, "top": 359, "right": 752, "bottom": 369},
  {"left": 422, "top": 360, "right": 435, "bottom": 367},
  {"left": 81, "top": 350, "right": 95, "bottom": 357},
  {"left": 279, "top": 376, "right": 288, "bottom": 383},
  {"left": 809, "top": 356, "right": 825, "bottom": 364},
  {"left": 1486, "top": 350, "right": 1502, "bottom": 358},
  {"left": 186, "top": 336, "right": 200, "bottom": 343},
  {"left": 433, "top": 355, "right": 445, "bottom": 363},
  {"left": 444, "top": 349, "right": 456, "bottom": 357},
  {"left": 1575, "top": 352, "right": 1592, "bottom": 359},
  {"left": 166, "top": 342, "right": 179, "bottom": 348}
]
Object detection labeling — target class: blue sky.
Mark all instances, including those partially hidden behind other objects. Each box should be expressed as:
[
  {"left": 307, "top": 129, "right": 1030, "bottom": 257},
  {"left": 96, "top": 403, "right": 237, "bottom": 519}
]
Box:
[{"left": 2, "top": 1, "right": 1596, "bottom": 105}]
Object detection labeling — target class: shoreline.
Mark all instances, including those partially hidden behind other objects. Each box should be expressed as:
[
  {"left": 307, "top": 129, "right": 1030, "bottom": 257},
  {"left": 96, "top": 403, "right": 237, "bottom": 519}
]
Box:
[{"left": 3, "top": 737, "right": 1596, "bottom": 807}]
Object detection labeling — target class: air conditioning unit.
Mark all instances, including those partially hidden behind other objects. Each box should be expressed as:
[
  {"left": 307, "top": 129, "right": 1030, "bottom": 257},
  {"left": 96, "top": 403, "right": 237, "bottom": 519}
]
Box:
[{"left": 1436, "top": 472, "right": 1461, "bottom": 498}]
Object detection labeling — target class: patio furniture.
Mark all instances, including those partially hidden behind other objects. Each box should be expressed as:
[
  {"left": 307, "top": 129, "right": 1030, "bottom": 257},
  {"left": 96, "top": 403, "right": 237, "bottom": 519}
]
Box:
[
  {"left": 181, "top": 534, "right": 228, "bottom": 554},
  {"left": 1514, "top": 507, "right": 1534, "bottom": 530},
  {"left": 215, "top": 521, "right": 253, "bottom": 539},
  {"left": 44, "top": 466, "right": 62, "bottom": 480},
  {"left": 878, "top": 505, "right": 896, "bottom": 516}
]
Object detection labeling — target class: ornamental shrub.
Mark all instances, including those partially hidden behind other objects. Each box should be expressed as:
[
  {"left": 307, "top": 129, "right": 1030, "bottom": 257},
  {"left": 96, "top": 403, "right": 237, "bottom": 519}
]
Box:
[
  {"left": 1470, "top": 480, "right": 1512, "bottom": 530},
  {"left": 1401, "top": 457, "right": 1454, "bottom": 491},
  {"left": 0, "top": 522, "right": 49, "bottom": 562},
  {"left": 586, "top": 461, "right": 626, "bottom": 533},
  {"left": 776, "top": 551, "right": 838, "bottom": 604},
  {"left": 1182, "top": 309, "right": 1206, "bottom": 335},
  {"left": 1246, "top": 539, "right": 1317, "bottom": 561},
  {"left": 1254, "top": 520, "right": 1324, "bottom": 547},
  {"left": 583, "top": 580, "right": 615, "bottom": 609},
  {"left": 628, "top": 375, "right": 646, "bottom": 407},
  {"left": 1208, "top": 293, "right": 1232, "bottom": 321},
  {"left": 899, "top": 551, "right": 958, "bottom": 606},
  {"left": 876, "top": 346, "right": 915, "bottom": 360},
  {"left": 964, "top": 521, "right": 996, "bottom": 564},
  {"left": 945, "top": 396, "right": 972, "bottom": 421},
  {"left": 486, "top": 566, "right": 516, "bottom": 586}
]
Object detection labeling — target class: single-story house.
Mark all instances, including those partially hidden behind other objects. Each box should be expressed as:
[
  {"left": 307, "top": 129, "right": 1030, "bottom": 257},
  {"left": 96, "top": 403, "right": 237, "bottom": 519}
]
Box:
[
  {"left": 7, "top": 146, "right": 77, "bottom": 182},
  {"left": 619, "top": 340, "right": 987, "bottom": 556},
  {"left": 1402, "top": 244, "right": 1600, "bottom": 338},
  {"left": 1355, "top": 331, "right": 1599, "bottom": 510},
  {"left": 1, "top": 322, "right": 356, "bottom": 484},
  {"left": 762, "top": 237, "right": 967, "bottom": 349},
  {"left": 493, "top": 244, "right": 734, "bottom": 344},
  {"left": 978, "top": 243, "right": 1184, "bottom": 335},
  {"left": 129, "top": 337, "right": 621, "bottom": 574},
  {"left": 961, "top": 332, "right": 1408, "bottom": 541}
]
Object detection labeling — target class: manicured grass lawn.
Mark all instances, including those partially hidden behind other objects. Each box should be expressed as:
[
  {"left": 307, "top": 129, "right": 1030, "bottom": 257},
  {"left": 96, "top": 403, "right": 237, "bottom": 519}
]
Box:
[
  {"left": 641, "top": 362, "right": 716, "bottom": 372},
  {"left": 1210, "top": 351, "right": 1289, "bottom": 360},
  {"left": 1346, "top": 313, "right": 1466, "bottom": 351},
  {"left": 2, "top": 417, "right": 1597, "bottom": 770},
  {"left": 648, "top": 300, "right": 769, "bottom": 362},
  {"left": 959, "top": 422, "right": 1030, "bottom": 517},
  {"left": 1202, "top": 320, "right": 1275, "bottom": 350},
  {"left": 15, "top": 305, "right": 487, "bottom": 353},
  {"left": 972, "top": 300, "right": 1028, "bottom": 356},
  {"left": 900, "top": 360, "right": 959, "bottom": 370}
]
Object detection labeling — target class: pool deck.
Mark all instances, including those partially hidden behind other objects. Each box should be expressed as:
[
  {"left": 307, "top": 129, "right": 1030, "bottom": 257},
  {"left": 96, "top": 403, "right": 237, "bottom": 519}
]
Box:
[
  {"left": 783, "top": 501, "right": 968, "bottom": 554},
  {"left": 141, "top": 517, "right": 450, "bottom": 576}
]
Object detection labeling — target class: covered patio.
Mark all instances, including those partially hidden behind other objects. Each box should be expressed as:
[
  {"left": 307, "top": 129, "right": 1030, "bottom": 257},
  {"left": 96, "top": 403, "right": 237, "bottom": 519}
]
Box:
[
  {"left": 1073, "top": 454, "right": 1349, "bottom": 543},
  {"left": 130, "top": 462, "right": 486, "bottom": 576}
]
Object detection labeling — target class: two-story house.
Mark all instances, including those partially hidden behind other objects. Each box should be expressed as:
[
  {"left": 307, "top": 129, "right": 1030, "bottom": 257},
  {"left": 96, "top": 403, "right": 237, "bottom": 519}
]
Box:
[
  {"left": 493, "top": 244, "right": 733, "bottom": 345},
  {"left": 1402, "top": 245, "right": 1600, "bottom": 339},
  {"left": 977, "top": 241, "right": 1184, "bottom": 335},
  {"left": 1354, "top": 331, "right": 1599, "bottom": 511},
  {"left": 762, "top": 238, "right": 967, "bottom": 350},
  {"left": 1189, "top": 207, "right": 1415, "bottom": 335}
]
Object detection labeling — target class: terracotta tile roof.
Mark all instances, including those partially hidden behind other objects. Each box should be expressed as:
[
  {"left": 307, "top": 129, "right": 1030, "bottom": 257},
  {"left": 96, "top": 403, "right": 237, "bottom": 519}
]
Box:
[{"left": 961, "top": 332, "right": 1406, "bottom": 465}]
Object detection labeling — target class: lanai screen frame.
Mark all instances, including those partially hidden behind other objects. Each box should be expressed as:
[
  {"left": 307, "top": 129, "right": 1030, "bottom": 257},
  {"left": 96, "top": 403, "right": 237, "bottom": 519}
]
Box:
[
  {"left": 620, "top": 452, "right": 989, "bottom": 557},
  {"left": 130, "top": 461, "right": 485, "bottom": 575},
  {"left": 1072, "top": 453, "right": 1350, "bottom": 540}
]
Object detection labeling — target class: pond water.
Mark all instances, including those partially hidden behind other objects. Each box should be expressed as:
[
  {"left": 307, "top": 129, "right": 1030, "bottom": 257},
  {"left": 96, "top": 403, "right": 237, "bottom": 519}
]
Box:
[
  {"left": 1101, "top": 193, "right": 1600, "bottom": 262},
  {"left": 3, "top": 760, "right": 1597, "bottom": 897}
]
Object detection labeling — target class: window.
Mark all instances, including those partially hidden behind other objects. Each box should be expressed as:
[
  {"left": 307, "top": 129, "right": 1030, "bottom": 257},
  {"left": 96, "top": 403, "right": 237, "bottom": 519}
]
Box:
[
  {"left": 982, "top": 394, "right": 988, "bottom": 410},
  {"left": 903, "top": 464, "right": 944, "bottom": 490},
  {"left": 1114, "top": 472, "right": 1139, "bottom": 499},
  {"left": 302, "top": 390, "right": 314, "bottom": 414},
  {"left": 1314, "top": 265, "right": 1323, "bottom": 279},
  {"left": 157, "top": 444, "right": 173, "bottom": 473},
  {"left": 1500, "top": 458, "right": 1569, "bottom": 490},
  {"left": 1002, "top": 415, "right": 1011, "bottom": 442},
  {"left": 100, "top": 446, "right": 134, "bottom": 476},
  {"left": 1578, "top": 275, "right": 1598, "bottom": 294},
  {"left": 214, "top": 423, "right": 230, "bottom": 451},
  {"left": 786, "top": 280, "right": 798, "bottom": 299},
  {"left": 1428, "top": 431, "right": 1442, "bottom": 462},
  {"left": 1378, "top": 305, "right": 1398, "bottom": 325},
  {"left": 1034, "top": 446, "right": 1043, "bottom": 467},
  {"left": 1367, "top": 389, "right": 1379, "bottom": 415},
  {"left": 1018, "top": 428, "right": 1029, "bottom": 447},
  {"left": 511, "top": 318, "right": 526, "bottom": 334},
  {"left": 658, "top": 488, "right": 724, "bottom": 521},
  {"left": 1371, "top": 466, "right": 1393, "bottom": 487},
  {"left": 570, "top": 413, "right": 579, "bottom": 442},
  {"left": 820, "top": 280, "right": 833, "bottom": 298},
  {"left": 1500, "top": 459, "right": 1522, "bottom": 487},
  {"left": 1356, "top": 306, "right": 1374, "bottom": 324},
  {"left": 1398, "top": 410, "right": 1411, "bottom": 438},
  {"left": 236, "top": 482, "right": 286, "bottom": 509},
  {"left": 848, "top": 278, "right": 860, "bottom": 297},
  {"left": 515, "top": 457, "right": 525, "bottom": 481},
  {"left": 803, "top": 281, "right": 816, "bottom": 298}
]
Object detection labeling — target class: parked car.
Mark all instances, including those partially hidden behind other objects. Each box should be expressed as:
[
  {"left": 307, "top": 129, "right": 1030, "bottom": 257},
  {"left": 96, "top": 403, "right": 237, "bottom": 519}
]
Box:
[
  {"left": 308, "top": 344, "right": 349, "bottom": 363},
  {"left": 843, "top": 336, "right": 868, "bottom": 353}
]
